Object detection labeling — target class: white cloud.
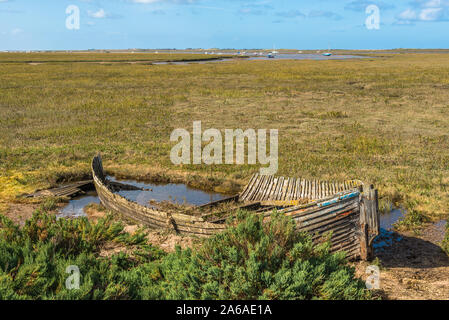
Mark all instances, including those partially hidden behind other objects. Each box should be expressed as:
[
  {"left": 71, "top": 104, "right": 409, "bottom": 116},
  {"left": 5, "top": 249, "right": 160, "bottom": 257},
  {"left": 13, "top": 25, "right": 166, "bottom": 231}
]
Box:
[
  {"left": 398, "top": 9, "right": 417, "bottom": 20},
  {"left": 88, "top": 8, "right": 106, "bottom": 19},
  {"left": 422, "top": 0, "right": 444, "bottom": 8},
  {"left": 419, "top": 7, "right": 443, "bottom": 20},
  {"left": 396, "top": 0, "right": 449, "bottom": 23},
  {"left": 345, "top": 0, "right": 395, "bottom": 12},
  {"left": 130, "top": 0, "right": 197, "bottom": 3},
  {"left": 132, "top": 0, "right": 160, "bottom": 3},
  {"left": 11, "top": 28, "right": 23, "bottom": 35}
]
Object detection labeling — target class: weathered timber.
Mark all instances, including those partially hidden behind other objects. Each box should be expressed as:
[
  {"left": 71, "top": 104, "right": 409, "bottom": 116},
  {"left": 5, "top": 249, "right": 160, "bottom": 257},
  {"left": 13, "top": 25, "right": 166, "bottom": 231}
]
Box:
[
  {"left": 239, "top": 174, "right": 363, "bottom": 203},
  {"left": 197, "top": 195, "right": 239, "bottom": 209},
  {"left": 25, "top": 180, "right": 94, "bottom": 198},
  {"left": 92, "top": 155, "right": 379, "bottom": 260},
  {"left": 92, "top": 155, "right": 226, "bottom": 236}
]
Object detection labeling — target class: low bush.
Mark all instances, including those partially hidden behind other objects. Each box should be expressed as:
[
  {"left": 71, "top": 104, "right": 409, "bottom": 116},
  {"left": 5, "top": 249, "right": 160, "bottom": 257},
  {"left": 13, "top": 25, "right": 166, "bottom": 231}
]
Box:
[{"left": 0, "top": 209, "right": 370, "bottom": 300}]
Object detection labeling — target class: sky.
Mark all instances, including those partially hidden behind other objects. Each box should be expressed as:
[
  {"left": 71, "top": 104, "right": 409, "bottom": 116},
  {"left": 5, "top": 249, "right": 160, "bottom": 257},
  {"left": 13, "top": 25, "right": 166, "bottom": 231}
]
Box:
[{"left": 0, "top": 0, "right": 448, "bottom": 50}]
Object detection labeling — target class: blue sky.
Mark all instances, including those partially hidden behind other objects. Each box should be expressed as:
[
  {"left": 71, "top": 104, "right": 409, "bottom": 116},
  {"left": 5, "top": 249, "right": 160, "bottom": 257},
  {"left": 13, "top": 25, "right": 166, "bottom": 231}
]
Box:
[{"left": 0, "top": 0, "right": 448, "bottom": 50}]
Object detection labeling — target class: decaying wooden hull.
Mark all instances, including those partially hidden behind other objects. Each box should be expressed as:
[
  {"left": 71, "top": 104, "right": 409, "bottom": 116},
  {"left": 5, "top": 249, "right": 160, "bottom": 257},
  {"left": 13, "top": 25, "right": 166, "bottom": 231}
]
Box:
[
  {"left": 92, "top": 155, "right": 226, "bottom": 236},
  {"left": 91, "top": 155, "right": 379, "bottom": 260},
  {"left": 277, "top": 190, "right": 367, "bottom": 260}
]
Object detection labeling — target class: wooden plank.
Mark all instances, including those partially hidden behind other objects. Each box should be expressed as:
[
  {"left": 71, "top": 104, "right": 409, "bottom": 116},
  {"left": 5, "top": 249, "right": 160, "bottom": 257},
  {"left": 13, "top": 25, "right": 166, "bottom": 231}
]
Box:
[
  {"left": 286, "top": 178, "right": 294, "bottom": 201},
  {"left": 298, "top": 211, "right": 356, "bottom": 233},
  {"left": 317, "top": 180, "right": 321, "bottom": 199},
  {"left": 322, "top": 181, "right": 326, "bottom": 198},
  {"left": 261, "top": 176, "right": 274, "bottom": 200},
  {"left": 246, "top": 174, "right": 261, "bottom": 201},
  {"left": 294, "top": 204, "right": 358, "bottom": 227},
  {"left": 261, "top": 176, "right": 274, "bottom": 201},
  {"left": 256, "top": 175, "right": 268, "bottom": 201},
  {"left": 320, "top": 180, "right": 324, "bottom": 199},
  {"left": 284, "top": 178, "right": 290, "bottom": 201},
  {"left": 300, "top": 179, "right": 306, "bottom": 199},
  {"left": 281, "top": 178, "right": 289, "bottom": 201},
  {"left": 197, "top": 195, "right": 239, "bottom": 209},
  {"left": 254, "top": 175, "right": 267, "bottom": 201},
  {"left": 269, "top": 177, "right": 279, "bottom": 200},
  {"left": 290, "top": 178, "right": 296, "bottom": 200},
  {"left": 274, "top": 176, "right": 284, "bottom": 200},
  {"left": 307, "top": 179, "right": 311, "bottom": 199},
  {"left": 312, "top": 180, "right": 316, "bottom": 200},
  {"left": 239, "top": 173, "right": 257, "bottom": 200},
  {"left": 295, "top": 178, "right": 301, "bottom": 200},
  {"left": 262, "top": 175, "right": 273, "bottom": 200}
]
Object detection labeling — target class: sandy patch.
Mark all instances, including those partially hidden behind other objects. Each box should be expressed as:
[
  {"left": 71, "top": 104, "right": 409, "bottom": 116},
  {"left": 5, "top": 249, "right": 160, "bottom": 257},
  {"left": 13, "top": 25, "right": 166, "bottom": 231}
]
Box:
[
  {"left": 354, "top": 221, "right": 449, "bottom": 300},
  {"left": 0, "top": 203, "right": 39, "bottom": 225}
]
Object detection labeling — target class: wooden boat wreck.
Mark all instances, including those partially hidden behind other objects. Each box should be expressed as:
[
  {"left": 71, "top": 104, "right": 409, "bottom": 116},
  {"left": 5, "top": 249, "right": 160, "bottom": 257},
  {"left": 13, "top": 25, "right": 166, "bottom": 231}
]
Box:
[{"left": 92, "top": 155, "right": 379, "bottom": 260}]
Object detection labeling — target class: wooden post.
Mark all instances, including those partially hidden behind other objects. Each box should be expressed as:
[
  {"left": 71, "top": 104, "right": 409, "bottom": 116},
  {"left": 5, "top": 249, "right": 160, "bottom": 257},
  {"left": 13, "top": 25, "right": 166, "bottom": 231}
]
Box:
[
  {"left": 358, "top": 184, "right": 380, "bottom": 260},
  {"left": 359, "top": 184, "right": 370, "bottom": 260},
  {"left": 367, "top": 186, "right": 380, "bottom": 259}
]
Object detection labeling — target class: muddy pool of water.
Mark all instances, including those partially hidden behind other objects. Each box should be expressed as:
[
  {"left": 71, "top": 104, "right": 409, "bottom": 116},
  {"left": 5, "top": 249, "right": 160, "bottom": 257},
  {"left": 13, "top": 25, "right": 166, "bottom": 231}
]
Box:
[
  {"left": 58, "top": 191, "right": 100, "bottom": 218},
  {"left": 380, "top": 208, "right": 406, "bottom": 231},
  {"left": 248, "top": 53, "right": 371, "bottom": 61},
  {"left": 152, "top": 54, "right": 370, "bottom": 66},
  {"left": 58, "top": 176, "right": 227, "bottom": 218}
]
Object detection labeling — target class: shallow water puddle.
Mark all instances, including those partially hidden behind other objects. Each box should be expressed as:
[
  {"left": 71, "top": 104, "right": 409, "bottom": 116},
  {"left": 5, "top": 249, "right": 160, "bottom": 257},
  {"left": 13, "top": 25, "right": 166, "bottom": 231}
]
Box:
[
  {"left": 151, "top": 54, "right": 370, "bottom": 66},
  {"left": 248, "top": 53, "right": 371, "bottom": 61},
  {"left": 59, "top": 176, "right": 227, "bottom": 218},
  {"left": 372, "top": 209, "right": 406, "bottom": 251},
  {"left": 380, "top": 208, "right": 405, "bottom": 231},
  {"left": 58, "top": 191, "right": 100, "bottom": 218},
  {"left": 111, "top": 176, "right": 226, "bottom": 207},
  {"left": 373, "top": 228, "right": 403, "bottom": 252}
]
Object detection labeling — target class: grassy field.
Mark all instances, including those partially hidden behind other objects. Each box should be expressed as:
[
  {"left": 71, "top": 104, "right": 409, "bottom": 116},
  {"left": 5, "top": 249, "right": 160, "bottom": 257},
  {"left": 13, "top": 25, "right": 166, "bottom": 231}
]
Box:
[{"left": 1, "top": 52, "right": 448, "bottom": 226}]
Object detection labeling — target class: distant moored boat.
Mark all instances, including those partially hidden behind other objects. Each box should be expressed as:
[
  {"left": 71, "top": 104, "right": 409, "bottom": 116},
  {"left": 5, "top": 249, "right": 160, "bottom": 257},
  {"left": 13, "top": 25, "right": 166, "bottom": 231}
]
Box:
[{"left": 322, "top": 44, "right": 332, "bottom": 56}]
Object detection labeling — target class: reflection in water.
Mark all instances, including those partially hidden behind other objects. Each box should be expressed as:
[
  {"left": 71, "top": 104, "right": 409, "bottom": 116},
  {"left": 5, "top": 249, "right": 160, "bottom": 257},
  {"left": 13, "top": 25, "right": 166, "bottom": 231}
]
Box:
[
  {"left": 111, "top": 176, "right": 225, "bottom": 207},
  {"left": 58, "top": 191, "right": 100, "bottom": 218},
  {"left": 373, "top": 228, "right": 403, "bottom": 251},
  {"left": 380, "top": 208, "right": 406, "bottom": 231},
  {"left": 373, "top": 208, "right": 406, "bottom": 251}
]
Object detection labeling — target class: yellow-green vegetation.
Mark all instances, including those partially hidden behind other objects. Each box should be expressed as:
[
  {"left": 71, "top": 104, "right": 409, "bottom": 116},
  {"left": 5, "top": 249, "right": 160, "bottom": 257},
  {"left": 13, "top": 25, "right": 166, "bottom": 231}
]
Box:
[{"left": 1, "top": 52, "right": 448, "bottom": 225}]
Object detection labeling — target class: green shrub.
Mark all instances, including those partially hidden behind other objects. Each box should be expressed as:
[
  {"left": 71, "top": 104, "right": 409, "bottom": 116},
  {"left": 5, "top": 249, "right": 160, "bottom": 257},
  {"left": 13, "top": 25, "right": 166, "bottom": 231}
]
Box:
[
  {"left": 0, "top": 210, "right": 370, "bottom": 300},
  {"left": 156, "top": 211, "right": 370, "bottom": 300},
  {"left": 0, "top": 211, "right": 163, "bottom": 299}
]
